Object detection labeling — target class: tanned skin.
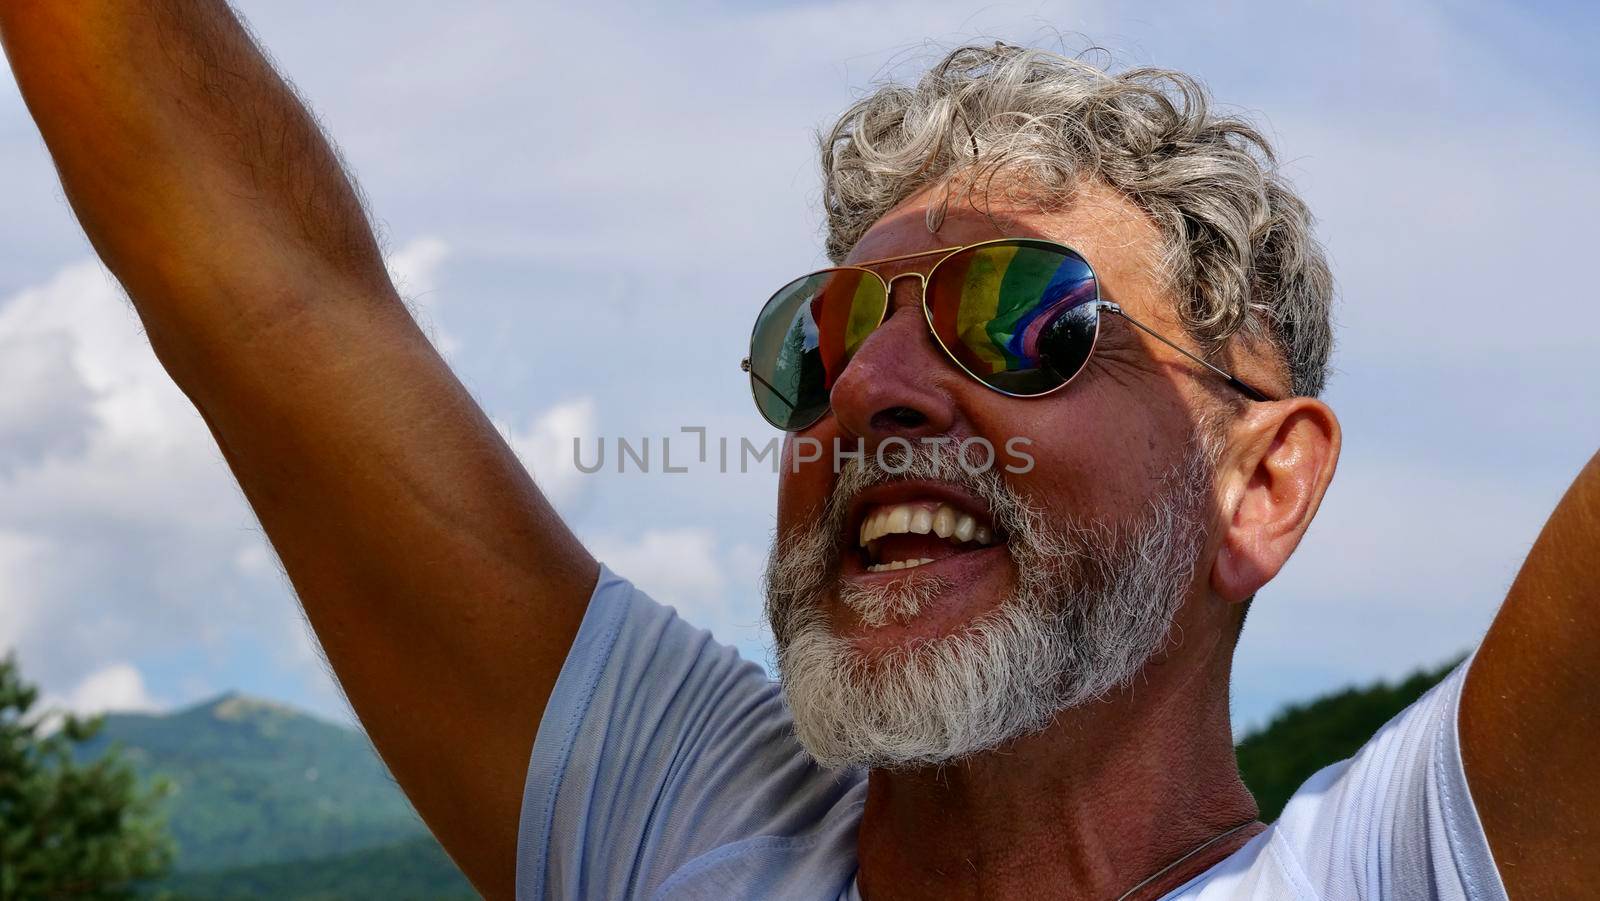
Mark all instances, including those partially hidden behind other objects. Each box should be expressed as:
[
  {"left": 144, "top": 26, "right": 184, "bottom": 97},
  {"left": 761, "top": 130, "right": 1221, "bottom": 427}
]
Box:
[
  {"left": 811, "top": 185, "right": 1293, "bottom": 900},
  {"left": 1, "top": 2, "right": 1594, "bottom": 898},
  {"left": 0, "top": 3, "right": 595, "bottom": 897},
  {"left": 1462, "top": 452, "right": 1600, "bottom": 897}
]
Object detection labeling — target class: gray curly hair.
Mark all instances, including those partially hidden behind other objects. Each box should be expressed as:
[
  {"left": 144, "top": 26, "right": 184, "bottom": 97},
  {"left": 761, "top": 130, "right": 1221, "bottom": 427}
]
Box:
[{"left": 820, "top": 44, "right": 1334, "bottom": 398}]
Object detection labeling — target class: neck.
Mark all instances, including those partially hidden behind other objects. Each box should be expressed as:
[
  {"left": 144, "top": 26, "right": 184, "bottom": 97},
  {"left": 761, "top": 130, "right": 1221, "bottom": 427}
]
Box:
[{"left": 855, "top": 634, "right": 1258, "bottom": 901}]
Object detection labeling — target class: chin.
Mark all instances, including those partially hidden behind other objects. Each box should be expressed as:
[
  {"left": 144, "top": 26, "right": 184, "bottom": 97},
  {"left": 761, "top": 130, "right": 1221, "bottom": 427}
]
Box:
[
  {"left": 774, "top": 576, "right": 1073, "bottom": 771},
  {"left": 828, "top": 545, "right": 1018, "bottom": 656}
]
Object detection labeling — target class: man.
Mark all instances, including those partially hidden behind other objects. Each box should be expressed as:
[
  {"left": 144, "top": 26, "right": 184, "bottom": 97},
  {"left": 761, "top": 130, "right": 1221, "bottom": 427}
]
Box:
[{"left": 1, "top": 3, "right": 1593, "bottom": 899}]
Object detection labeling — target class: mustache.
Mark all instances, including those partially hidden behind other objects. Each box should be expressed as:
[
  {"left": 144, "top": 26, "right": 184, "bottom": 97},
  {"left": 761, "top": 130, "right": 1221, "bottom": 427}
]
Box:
[
  {"left": 761, "top": 425, "right": 1227, "bottom": 769},
  {"left": 824, "top": 441, "right": 1036, "bottom": 550},
  {"left": 764, "top": 441, "right": 1050, "bottom": 644}
]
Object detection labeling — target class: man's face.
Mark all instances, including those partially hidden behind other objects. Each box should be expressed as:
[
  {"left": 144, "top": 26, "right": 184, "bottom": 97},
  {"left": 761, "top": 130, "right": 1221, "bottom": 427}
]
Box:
[{"left": 764, "top": 179, "right": 1233, "bottom": 768}]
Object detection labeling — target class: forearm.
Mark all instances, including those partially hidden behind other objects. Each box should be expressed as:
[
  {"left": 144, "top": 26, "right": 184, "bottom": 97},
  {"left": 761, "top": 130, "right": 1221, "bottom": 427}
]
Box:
[{"left": 0, "top": 0, "right": 390, "bottom": 375}]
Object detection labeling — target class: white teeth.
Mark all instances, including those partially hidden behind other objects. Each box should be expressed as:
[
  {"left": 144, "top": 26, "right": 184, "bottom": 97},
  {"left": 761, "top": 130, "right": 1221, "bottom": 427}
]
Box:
[
  {"left": 866, "top": 557, "right": 936, "bottom": 573},
  {"left": 954, "top": 514, "right": 976, "bottom": 543},
  {"left": 860, "top": 509, "right": 888, "bottom": 544},
  {"left": 856, "top": 502, "right": 999, "bottom": 548}
]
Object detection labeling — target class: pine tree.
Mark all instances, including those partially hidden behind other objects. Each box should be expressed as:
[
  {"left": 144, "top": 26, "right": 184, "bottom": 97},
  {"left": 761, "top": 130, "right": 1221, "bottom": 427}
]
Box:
[{"left": 0, "top": 655, "right": 173, "bottom": 899}]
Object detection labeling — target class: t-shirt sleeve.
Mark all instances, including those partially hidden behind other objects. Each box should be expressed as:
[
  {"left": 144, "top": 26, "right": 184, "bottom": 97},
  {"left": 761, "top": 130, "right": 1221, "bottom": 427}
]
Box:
[
  {"left": 1271, "top": 656, "right": 1509, "bottom": 901},
  {"left": 515, "top": 565, "right": 857, "bottom": 901}
]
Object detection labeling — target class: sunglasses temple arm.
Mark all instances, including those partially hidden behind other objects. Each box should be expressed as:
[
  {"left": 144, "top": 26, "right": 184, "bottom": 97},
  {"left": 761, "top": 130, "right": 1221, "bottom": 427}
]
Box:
[
  {"left": 1100, "top": 304, "right": 1274, "bottom": 403},
  {"left": 742, "top": 363, "right": 799, "bottom": 411}
]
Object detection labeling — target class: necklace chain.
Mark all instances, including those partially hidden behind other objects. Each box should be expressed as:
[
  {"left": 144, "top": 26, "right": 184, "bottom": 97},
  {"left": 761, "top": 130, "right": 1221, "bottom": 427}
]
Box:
[{"left": 1112, "top": 820, "right": 1259, "bottom": 901}]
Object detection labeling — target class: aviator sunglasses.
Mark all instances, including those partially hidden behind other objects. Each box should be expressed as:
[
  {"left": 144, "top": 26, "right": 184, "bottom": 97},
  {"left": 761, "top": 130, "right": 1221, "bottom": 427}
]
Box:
[{"left": 743, "top": 238, "right": 1275, "bottom": 432}]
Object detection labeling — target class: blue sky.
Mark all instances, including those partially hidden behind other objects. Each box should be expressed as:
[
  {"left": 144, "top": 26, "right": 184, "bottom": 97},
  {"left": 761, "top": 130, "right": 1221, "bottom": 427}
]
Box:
[{"left": 1, "top": 0, "right": 1596, "bottom": 732}]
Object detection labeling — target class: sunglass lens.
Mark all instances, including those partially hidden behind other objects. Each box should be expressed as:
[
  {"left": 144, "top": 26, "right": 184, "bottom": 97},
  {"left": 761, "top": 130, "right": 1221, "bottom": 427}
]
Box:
[
  {"left": 749, "top": 268, "right": 887, "bottom": 430},
  {"left": 925, "top": 241, "right": 1100, "bottom": 395}
]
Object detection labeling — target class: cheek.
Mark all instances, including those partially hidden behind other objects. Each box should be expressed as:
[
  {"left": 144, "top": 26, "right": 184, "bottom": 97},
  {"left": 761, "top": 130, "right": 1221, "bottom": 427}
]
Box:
[
  {"left": 775, "top": 434, "right": 833, "bottom": 533},
  {"left": 1003, "top": 440, "right": 1112, "bottom": 519},
  {"left": 979, "top": 392, "right": 1180, "bottom": 518}
]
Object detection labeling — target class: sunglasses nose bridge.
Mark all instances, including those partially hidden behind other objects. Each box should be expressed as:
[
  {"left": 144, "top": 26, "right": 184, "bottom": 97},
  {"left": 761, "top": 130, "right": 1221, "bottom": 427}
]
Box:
[
  {"left": 880, "top": 270, "right": 928, "bottom": 314},
  {"left": 826, "top": 299, "right": 960, "bottom": 443}
]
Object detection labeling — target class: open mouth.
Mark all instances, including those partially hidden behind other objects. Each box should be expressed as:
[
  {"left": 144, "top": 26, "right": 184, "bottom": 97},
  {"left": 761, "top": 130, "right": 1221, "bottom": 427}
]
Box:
[{"left": 851, "top": 492, "right": 1003, "bottom": 574}]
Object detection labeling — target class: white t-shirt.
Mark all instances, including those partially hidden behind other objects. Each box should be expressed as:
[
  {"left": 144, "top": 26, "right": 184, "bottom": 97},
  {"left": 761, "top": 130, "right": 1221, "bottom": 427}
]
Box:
[{"left": 516, "top": 566, "right": 1508, "bottom": 900}]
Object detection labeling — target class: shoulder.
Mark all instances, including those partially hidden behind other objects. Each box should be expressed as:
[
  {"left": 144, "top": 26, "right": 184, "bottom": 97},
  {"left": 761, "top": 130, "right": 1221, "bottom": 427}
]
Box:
[
  {"left": 1184, "top": 659, "right": 1508, "bottom": 901},
  {"left": 1161, "top": 828, "right": 1320, "bottom": 900},
  {"left": 519, "top": 566, "right": 868, "bottom": 900}
]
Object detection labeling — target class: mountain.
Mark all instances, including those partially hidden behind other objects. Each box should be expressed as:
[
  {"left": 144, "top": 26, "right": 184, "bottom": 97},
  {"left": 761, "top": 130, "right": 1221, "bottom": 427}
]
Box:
[
  {"left": 79, "top": 692, "right": 443, "bottom": 874},
  {"left": 72, "top": 660, "right": 1461, "bottom": 898}
]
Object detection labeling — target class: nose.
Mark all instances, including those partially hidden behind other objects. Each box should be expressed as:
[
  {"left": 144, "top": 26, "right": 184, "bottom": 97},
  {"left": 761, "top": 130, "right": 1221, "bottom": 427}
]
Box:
[{"left": 827, "top": 273, "right": 960, "bottom": 443}]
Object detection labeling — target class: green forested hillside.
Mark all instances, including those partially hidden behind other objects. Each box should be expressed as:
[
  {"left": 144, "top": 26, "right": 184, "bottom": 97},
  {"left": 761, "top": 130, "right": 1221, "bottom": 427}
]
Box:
[
  {"left": 85, "top": 660, "right": 1461, "bottom": 898},
  {"left": 159, "top": 835, "right": 474, "bottom": 901},
  {"left": 1235, "top": 657, "right": 1461, "bottom": 819},
  {"left": 80, "top": 693, "right": 429, "bottom": 873}
]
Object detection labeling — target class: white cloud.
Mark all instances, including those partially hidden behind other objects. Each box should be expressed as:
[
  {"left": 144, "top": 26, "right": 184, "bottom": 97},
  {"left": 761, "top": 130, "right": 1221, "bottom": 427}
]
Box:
[
  {"left": 387, "top": 236, "right": 457, "bottom": 355},
  {"left": 0, "top": 259, "right": 336, "bottom": 713},
  {"left": 0, "top": 251, "right": 601, "bottom": 719},
  {"left": 48, "top": 662, "right": 162, "bottom": 716},
  {"left": 587, "top": 528, "right": 772, "bottom": 652},
  {"left": 388, "top": 236, "right": 450, "bottom": 297},
  {"left": 590, "top": 528, "right": 724, "bottom": 609},
  {"left": 2, "top": 0, "right": 1595, "bottom": 727},
  {"left": 234, "top": 539, "right": 277, "bottom": 577},
  {"left": 0, "top": 530, "right": 46, "bottom": 654},
  {"left": 0, "top": 333, "right": 95, "bottom": 473},
  {"left": 496, "top": 397, "right": 598, "bottom": 514},
  {"left": 0, "top": 262, "right": 193, "bottom": 452},
  {"left": 0, "top": 262, "right": 246, "bottom": 544}
]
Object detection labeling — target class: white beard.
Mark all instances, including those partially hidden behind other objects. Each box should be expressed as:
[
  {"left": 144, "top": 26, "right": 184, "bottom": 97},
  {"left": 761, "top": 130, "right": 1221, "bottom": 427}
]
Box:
[{"left": 763, "top": 440, "right": 1216, "bottom": 770}]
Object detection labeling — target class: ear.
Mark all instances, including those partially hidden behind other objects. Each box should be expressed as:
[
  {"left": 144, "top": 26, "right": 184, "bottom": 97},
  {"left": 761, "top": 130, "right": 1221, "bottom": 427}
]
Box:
[{"left": 1210, "top": 398, "right": 1341, "bottom": 603}]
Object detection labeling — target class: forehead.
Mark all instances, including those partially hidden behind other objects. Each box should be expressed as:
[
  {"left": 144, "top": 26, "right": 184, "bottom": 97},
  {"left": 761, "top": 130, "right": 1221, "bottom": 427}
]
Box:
[{"left": 845, "top": 179, "right": 1173, "bottom": 319}]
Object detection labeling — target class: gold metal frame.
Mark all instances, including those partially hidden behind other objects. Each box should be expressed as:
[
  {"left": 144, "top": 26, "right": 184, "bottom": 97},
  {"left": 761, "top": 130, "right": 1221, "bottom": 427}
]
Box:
[{"left": 741, "top": 237, "right": 1273, "bottom": 431}]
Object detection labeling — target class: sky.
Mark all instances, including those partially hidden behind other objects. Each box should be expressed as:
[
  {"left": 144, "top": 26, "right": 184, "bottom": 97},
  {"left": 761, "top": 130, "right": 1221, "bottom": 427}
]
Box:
[{"left": 1, "top": 0, "right": 1597, "bottom": 733}]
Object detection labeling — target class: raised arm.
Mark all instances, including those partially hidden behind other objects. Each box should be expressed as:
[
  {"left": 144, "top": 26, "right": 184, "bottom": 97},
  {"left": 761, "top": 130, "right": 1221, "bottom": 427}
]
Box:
[
  {"left": 1462, "top": 449, "right": 1600, "bottom": 895},
  {"left": 0, "top": 2, "right": 596, "bottom": 895}
]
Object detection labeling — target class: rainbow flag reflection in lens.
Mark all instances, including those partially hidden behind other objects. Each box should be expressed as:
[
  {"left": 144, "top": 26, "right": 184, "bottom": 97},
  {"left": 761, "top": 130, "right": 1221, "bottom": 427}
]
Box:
[
  {"left": 928, "top": 242, "right": 1097, "bottom": 392},
  {"left": 750, "top": 241, "right": 1098, "bottom": 430},
  {"left": 749, "top": 267, "right": 887, "bottom": 430},
  {"left": 812, "top": 269, "right": 885, "bottom": 385}
]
